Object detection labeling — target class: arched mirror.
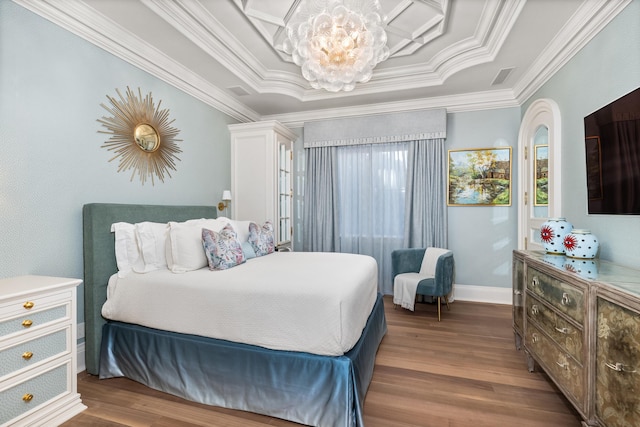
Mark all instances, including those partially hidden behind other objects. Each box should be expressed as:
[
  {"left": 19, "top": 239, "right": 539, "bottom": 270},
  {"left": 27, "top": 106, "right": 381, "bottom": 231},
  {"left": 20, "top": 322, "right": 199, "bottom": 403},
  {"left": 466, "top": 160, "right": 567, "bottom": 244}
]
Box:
[{"left": 518, "top": 99, "right": 562, "bottom": 250}]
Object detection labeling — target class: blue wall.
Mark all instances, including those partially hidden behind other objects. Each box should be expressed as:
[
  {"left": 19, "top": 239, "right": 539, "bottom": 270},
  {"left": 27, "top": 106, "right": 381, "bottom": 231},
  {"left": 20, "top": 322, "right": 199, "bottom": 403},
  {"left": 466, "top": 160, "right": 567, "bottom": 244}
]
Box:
[
  {"left": 0, "top": 1, "right": 237, "bottom": 322},
  {"left": 522, "top": 0, "right": 640, "bottom": 268}
]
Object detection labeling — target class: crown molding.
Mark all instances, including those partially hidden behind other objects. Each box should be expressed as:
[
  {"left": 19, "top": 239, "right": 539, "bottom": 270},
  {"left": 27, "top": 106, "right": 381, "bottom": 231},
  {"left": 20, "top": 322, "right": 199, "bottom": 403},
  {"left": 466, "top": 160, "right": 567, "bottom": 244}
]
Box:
[
  {"left": 514, "top": 0, "right": 632, "bottom": 104},
  {"left": 12, "top": 0, "right": 260, "bottom": 123}
]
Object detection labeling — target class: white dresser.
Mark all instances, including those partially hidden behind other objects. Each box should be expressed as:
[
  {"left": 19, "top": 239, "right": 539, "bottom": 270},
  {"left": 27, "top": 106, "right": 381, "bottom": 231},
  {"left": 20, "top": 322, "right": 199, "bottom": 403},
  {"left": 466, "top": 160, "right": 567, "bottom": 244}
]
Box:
[{"left": 0, "top": 275, "right": 85, "bottom": 426}]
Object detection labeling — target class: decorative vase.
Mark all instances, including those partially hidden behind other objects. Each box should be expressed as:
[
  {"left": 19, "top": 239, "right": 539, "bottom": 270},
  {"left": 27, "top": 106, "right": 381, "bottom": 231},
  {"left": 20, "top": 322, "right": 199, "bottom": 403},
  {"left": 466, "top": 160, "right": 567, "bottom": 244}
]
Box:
[
  {"left": 564, "top": 229, "right": 599, "bottom": 259},
  {"left": 540, "top": 218, "right": 573, "bottom": 254}
]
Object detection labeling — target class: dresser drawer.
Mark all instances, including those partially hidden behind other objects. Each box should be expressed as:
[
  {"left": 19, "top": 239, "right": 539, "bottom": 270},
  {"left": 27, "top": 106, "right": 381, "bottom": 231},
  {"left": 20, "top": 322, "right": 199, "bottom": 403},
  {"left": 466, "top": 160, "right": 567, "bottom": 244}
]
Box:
[
  {"left": 0, "top": 361, "right": 69, "bottom": 425},
  {"left": 595, "top": 297, "right": 640, "bottom": 427},
  {"left": 526, "top": 266, "right": 584, "bottom": 324},
  {"left": 526, "top": 294, "right": 583, "bottom": 363},
  {"left": 0, "top": 328, "right": 69, "bottom": 379},
  {"left": 0, "top": 289, "right": 72, "bottom": 318},
  {"left": 526, "top": 322, "right": 585, "bottom": 410},
  {"left": 0, "top": 303, "right": 69, "bottom": 339}
]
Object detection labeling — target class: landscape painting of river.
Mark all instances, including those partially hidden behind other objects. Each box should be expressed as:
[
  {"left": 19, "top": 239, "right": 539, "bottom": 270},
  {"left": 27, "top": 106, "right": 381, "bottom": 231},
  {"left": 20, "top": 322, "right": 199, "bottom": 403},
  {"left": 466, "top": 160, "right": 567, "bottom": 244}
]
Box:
[{"left": 448, "top": 147, "right": 512, "bottom": 206}]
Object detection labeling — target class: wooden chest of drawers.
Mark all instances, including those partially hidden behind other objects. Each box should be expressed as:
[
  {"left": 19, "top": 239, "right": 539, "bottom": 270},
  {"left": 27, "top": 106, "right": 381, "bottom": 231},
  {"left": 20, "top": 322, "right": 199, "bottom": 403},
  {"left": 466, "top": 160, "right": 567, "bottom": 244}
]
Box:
[
  {"left": 0, "top": 275, "right": 86, "bottom": 426},
  {"left": 513, "top": 251, "right": 640, "bottom": 427},
  {"left": 523, "top": 262, "right": 589, "bottom": 415}
]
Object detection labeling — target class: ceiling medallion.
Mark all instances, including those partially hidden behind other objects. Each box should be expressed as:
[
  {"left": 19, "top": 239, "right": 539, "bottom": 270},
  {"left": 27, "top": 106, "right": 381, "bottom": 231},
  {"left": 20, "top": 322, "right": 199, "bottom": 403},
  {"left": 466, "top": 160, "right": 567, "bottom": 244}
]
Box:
[
  {"left": 98, "top": 87, "right": 182, "bottom": 185},
  {"left": 283, "top": 0, "right": 389, "bottom": 92}
]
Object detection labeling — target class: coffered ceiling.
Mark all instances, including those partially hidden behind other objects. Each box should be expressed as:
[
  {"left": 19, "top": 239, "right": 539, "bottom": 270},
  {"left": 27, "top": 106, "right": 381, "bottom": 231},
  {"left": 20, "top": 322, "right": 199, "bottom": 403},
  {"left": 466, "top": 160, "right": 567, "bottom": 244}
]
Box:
[{"left": 13, "top": 0, "right": 631, "bottom": 126}]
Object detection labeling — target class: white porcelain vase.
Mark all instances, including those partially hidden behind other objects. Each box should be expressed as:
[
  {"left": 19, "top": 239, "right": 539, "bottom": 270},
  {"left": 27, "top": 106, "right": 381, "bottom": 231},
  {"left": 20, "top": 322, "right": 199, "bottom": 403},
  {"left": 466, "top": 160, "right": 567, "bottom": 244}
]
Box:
[
  {"left": 540, "top": 218, "right": 573, "bottom": 254},
  {"left": 564, "top": 229, "right": 599, "bottom": 259}
]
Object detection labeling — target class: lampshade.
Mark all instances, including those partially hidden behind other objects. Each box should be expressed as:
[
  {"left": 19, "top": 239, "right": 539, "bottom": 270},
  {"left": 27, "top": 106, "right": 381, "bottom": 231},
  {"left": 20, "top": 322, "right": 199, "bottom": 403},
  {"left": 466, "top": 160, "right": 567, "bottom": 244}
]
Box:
[
  {"left": 222, "top": 190, "right": 232, "bottom": 201},
  {"left": 283, "top": 0, "right": 389, "bottom": 92}
]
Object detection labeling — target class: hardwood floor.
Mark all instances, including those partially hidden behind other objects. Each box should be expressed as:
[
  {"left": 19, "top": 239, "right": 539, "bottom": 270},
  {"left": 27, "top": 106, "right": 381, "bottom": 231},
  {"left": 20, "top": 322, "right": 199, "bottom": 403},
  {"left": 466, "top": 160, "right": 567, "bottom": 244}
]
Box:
[{"left": 63, "top": 297, "right": 582, "bottom": 427}]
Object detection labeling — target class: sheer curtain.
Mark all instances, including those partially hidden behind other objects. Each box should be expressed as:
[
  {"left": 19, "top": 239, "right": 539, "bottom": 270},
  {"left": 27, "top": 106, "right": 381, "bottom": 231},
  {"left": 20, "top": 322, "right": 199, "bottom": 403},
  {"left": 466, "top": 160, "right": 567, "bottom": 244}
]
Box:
[{"left": 337, "top": 142, "right": 408, "bottom": 294}]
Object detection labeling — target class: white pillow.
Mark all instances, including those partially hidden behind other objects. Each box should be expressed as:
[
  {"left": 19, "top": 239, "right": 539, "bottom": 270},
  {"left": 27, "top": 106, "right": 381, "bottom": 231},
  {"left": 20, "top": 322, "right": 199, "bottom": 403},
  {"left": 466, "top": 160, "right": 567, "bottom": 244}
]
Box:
[
  {"left": 111, "top": 222, "right": 141, "bottom": 278},
  {"left": 419, "top": 248, "right": 451, "bottom": 276},
  {"left": 166, "top": 218, "right": 228, "bottom": 273},
  {"left": 134, "top": 222, "right": 169, "bottom": 273}
]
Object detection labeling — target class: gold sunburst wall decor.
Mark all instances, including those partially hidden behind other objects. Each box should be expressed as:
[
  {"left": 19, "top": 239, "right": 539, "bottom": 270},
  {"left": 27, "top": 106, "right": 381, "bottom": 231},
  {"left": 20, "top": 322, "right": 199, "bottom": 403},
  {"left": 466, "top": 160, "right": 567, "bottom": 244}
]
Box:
[{"left": 98, "top": 87, "right": 182, "bottom": 185}]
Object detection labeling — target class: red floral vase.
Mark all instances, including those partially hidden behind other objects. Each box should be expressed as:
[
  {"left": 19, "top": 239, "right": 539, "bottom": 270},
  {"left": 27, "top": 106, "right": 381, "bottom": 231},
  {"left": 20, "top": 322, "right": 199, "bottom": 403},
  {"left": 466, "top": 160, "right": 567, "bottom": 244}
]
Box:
[
  {"left": 540, "top": 218, "right": 573, "bottom": 254},
  {"left": 563, "top": 229, "right": 599, "bottom": 259}
]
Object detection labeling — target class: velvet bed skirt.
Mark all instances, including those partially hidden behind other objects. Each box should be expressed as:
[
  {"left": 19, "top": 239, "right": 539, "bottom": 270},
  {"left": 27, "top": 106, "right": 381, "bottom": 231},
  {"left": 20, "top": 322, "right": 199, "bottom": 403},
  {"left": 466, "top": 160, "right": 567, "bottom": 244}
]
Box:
[{"left": 99, "top": 293, "right": 387, "bottom": 427}]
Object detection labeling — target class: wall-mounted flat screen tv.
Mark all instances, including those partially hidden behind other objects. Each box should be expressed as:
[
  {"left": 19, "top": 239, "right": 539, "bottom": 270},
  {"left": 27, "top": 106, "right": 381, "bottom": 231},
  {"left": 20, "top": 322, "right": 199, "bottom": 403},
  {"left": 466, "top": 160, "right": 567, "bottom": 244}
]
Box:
[{"left": 584, "top": 87, "right": 640, "bottom": 215}]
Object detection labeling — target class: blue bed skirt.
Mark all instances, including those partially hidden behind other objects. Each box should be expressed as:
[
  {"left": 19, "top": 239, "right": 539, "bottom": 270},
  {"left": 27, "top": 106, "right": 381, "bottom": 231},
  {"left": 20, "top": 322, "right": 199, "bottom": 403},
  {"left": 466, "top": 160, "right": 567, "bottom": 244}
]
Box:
[{"left": 99, "top": 293, "right": 387, "bottom": 427}]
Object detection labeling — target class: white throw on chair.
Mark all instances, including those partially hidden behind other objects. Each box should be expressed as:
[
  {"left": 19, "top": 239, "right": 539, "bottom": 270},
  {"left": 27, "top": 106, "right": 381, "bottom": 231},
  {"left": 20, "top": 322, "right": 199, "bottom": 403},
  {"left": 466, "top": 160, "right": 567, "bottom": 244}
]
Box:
[{"left": 392, "top": 247, "right": 455, "bottom": 321}]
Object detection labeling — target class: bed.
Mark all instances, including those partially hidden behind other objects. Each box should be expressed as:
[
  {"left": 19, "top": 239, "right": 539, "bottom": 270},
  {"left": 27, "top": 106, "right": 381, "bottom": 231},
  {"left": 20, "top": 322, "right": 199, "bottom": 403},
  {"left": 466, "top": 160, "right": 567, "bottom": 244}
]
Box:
[{"left": 82, "top": 203, "right": 387, "bottom": 427}]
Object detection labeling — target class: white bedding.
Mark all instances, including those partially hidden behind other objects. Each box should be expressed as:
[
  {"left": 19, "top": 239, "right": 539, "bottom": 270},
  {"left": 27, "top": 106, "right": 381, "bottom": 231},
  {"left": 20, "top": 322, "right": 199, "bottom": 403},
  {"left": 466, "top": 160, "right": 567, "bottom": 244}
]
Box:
[{"left": 102, "top": 251, "right": 378, "bottom": 356}]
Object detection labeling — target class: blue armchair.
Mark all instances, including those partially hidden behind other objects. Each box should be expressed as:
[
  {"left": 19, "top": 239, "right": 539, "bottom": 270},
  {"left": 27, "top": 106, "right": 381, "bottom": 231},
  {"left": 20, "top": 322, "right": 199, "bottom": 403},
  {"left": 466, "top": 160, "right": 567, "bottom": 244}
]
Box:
[{"left": 391, "top": 248, "right": 455, "bottom": 321}]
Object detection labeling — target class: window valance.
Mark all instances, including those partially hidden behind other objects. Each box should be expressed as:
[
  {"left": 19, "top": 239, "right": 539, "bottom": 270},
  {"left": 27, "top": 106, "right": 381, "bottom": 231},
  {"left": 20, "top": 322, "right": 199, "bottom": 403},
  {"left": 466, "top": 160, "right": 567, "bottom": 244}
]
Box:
[{"left": 303, "top": 109, "right": 446, "bottom": 148}]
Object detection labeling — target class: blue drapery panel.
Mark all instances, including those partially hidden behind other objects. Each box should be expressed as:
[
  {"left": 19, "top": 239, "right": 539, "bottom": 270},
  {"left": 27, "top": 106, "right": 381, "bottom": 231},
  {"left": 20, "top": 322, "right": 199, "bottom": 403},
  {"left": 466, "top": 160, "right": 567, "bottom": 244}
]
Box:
[
  {"left": 303, "top": 110, "right": 447, "bottom": 294},
  {"left": 99, "top": 294, "right": 387, "bottom": 427}
]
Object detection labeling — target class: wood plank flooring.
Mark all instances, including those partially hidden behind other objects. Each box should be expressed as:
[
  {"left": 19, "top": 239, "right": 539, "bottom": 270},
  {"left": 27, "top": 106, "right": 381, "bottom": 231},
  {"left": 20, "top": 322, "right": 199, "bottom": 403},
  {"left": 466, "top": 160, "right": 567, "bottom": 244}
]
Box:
[{"left": 62, "top": 297, "right": 582, "bottom": 426}]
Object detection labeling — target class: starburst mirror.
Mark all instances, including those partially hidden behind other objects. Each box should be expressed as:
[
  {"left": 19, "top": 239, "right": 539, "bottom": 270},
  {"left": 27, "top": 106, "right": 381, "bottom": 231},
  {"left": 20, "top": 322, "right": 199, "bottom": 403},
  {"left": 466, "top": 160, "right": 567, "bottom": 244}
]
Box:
[{"left": 98, "top": 87, "right": 182, "bottom": 185}]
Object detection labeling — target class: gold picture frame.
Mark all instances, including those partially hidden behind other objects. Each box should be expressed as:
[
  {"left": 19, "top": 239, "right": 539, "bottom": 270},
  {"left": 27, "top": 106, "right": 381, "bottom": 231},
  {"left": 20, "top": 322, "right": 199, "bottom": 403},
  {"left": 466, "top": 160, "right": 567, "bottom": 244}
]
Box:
[
  {"left": 447, "top": 147, "right": 512, "bottom": 206},
  {"left": 98, "top": 87, "right": 182, "bottom": 185}
]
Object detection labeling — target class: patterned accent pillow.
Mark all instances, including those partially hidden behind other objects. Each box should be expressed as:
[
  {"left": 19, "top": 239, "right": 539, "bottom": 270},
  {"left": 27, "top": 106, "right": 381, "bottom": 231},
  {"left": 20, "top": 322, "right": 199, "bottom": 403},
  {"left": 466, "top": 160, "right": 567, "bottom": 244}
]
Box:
[
  {"left": 202, "top": 224, "right": 246, "bottom": 270},
  {"left": 248, "top": 221, "right": 275, "bottom": 257}
]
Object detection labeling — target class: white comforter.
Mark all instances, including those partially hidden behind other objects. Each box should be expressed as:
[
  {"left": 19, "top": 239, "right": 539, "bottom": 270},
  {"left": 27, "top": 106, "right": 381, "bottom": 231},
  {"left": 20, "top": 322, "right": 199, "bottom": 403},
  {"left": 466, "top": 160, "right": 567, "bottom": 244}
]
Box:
[{"left": 102, "top": 252, "right": 378, "bottom": 356}]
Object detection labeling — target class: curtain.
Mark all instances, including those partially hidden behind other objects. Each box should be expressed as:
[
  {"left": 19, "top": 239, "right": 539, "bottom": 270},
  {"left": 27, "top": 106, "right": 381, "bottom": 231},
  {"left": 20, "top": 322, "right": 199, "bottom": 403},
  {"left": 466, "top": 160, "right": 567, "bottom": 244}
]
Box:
[
  {"left": 403, "top": 138, "right": 448, "bottom": 248},
  {"left": 303, "top": 139, "right": 447, "bottom": 295},
  {"left": 336, "top": 142, "right": 408, "bottom": 294}
]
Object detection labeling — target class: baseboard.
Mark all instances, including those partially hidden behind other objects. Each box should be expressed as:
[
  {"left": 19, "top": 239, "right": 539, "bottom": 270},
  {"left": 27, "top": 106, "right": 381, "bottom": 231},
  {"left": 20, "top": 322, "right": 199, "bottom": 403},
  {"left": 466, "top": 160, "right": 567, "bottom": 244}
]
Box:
[{"left": 451, "top": 284, "right": 512, "bottom": 305}]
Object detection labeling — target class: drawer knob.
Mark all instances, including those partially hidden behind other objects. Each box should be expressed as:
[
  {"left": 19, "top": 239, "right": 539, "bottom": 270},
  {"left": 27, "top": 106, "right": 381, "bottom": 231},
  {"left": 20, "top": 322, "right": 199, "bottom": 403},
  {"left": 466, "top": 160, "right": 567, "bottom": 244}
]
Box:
[
  {"left": 22, "top": 351, "right": 33, "bottom": 360},
  {"left": 531, "top": 305, "right": 539, "bottom": 315},
  {"left": 23, "top": 301, "right": 35, "bottom": 309},
  {"left": 21, "top": 319, "right": 33, "bottom": 328},
  {"left": 605, "top": 362, "right": 637, "bottom": 373},
  {"left": 555, "top": 326, "right": 568, "bottom": 334},
  {"left": 531, "top": 276, "right": 539, "bottom": 287},
  {"left": 561, "top": 292, "right": 571, "bottom": 306},
  {"left": 532, "top": 333, "right": 539, "bottom": 343},
  {"left": 22, "top": 393, "right": 34, "bottom": 402}
]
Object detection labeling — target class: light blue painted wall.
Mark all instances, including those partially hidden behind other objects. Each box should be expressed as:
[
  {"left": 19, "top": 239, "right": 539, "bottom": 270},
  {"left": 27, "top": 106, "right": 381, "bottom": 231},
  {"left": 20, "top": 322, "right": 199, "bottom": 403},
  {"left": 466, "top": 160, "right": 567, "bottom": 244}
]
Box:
[
  {"left": 522, "top": 0, "right": 640, "bottom": 268},
  {"left": 0, "top": 1, "right": 238, "bottom": 322},
  {"left": 446, "top": 108, "right": 522, "bottom": 288}
]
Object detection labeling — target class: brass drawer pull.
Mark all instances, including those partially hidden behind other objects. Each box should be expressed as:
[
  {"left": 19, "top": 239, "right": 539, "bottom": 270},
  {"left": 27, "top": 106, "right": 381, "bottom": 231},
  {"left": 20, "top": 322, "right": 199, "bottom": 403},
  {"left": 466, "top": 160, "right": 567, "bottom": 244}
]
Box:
[
  {"left": 556, "top": 360, "right": 569, "bottom": 370},
  {"left": 532, "top": 333, "right": 539, "bottom": 343},
  {"left": 21, "top": 319, "right": 33, "bottom": 328},
  {"left": 23, "top": 301, "right": 34, "bottom": 309},
  {"left": 22, "top": 351, "right": 34, "bottom": 360},
  {"left": 531, "top": 305, "right": 539, "bottom": 315},
  {"left": 22, "top": 393, "right": 34, "bottom": 402},
  {"left": 531, "top": 276, "right": 539, "bottom": 287},
  {"left": 561, "top": 292, "right": 571, "bottom": 306},
  {"left": 555, "top": 326, "right": 568, "bottom": 334},
  {"left": 605, "top": 362, "right": 637, "bottom": 373}
]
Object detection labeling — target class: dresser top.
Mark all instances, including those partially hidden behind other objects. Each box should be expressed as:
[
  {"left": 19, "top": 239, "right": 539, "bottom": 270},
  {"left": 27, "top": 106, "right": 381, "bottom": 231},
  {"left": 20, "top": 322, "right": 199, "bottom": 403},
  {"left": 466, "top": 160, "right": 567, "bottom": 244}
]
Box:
[
  {"left": 0, "top": 275, "right": 82, "bottom": 299},
  {"left": 519, "top": 250, "right": 640, "bottom": 297}
]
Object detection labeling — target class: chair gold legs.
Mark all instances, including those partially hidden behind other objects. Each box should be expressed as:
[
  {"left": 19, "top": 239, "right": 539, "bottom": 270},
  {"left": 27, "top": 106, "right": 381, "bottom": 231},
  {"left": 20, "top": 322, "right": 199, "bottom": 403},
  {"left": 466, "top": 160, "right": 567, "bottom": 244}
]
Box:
[{"left": 436, "top": 296, "right": 450, "bottom": 322}]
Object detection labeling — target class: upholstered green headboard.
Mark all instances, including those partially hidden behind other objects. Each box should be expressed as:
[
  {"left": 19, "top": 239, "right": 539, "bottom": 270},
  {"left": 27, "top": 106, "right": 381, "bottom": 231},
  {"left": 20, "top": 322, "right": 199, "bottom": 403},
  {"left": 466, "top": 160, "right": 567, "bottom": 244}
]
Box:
[{"left": 82, "top": 203, "right": 216, "bottom": 375}]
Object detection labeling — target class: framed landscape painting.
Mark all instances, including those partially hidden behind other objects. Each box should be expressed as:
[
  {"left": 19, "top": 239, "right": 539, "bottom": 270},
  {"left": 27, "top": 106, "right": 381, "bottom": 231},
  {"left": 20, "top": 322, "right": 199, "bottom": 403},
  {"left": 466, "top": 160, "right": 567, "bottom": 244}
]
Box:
[
  {"left": 448, "top": 147, "right": 512, "bottom": 206},
  {"left": 534, "top": 144, "right": 549, "bottom": 206}
]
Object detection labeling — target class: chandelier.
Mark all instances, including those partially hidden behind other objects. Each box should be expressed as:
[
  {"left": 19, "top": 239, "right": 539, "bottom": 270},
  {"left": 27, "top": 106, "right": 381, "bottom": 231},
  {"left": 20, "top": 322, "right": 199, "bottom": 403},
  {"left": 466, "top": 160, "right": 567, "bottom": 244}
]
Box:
[{"left": 283, "top": 0, "right": 389, "bottom": 92}]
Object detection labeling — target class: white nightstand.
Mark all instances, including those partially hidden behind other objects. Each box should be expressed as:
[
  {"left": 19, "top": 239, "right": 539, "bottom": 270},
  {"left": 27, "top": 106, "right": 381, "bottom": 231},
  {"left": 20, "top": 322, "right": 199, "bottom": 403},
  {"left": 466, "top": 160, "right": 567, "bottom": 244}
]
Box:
[{"left": 0, "top": 275, "right": 86, "bottom": 426}]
